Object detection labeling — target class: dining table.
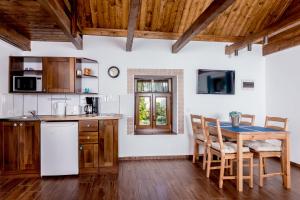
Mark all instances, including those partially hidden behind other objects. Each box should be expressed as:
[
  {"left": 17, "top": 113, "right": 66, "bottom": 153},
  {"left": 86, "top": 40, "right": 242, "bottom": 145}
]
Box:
[{"left": 213, "top": 122, "right": 291, "bottom": 192}]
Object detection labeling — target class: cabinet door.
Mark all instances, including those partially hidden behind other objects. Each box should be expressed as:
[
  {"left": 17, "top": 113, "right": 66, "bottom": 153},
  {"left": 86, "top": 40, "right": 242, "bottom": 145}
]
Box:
[
  {"left": 19, "top": 122, "right": 40, "bottom": 173},
  {"left": 79, "top": 144, "right": 99, "bottom": 168},
  {"left": 99, "top": 120, "right": 118, "bottom": 167},
  {"left": 43, "top": 57, "right": 75, "bottom": 93},
  {"left": 2, "top": 122, "right": 19, "bottom": 174}
]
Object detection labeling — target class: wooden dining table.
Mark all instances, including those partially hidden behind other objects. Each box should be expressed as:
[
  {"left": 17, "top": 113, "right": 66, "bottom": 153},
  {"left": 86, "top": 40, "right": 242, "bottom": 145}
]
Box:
[{"left": 216, "top": 122, "right": 291, "bottom": 192}]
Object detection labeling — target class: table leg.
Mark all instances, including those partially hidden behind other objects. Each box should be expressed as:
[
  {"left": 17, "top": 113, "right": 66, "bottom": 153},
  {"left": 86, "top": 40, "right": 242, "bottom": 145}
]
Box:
[
  {"left": 237, "top": 135, "right": 243, "bottom": 192},
  {"left": 282, "top": 134, "right": 291, "bottom": 189}
]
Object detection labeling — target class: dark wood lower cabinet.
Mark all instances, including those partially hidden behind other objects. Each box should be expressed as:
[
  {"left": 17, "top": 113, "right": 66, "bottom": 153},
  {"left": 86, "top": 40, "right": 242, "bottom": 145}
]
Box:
[
  {"left": 0, "top": 121, "right": 40, "bottom": 176},
  {"left": 79, "top": 119, "right": 118, "bottom": 174}
]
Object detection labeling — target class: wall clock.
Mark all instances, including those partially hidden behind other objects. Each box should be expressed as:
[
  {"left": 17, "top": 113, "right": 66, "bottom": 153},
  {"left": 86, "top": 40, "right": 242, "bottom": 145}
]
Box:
[{"left": 108, "top": 66, "right": 120, "bottom": 78}]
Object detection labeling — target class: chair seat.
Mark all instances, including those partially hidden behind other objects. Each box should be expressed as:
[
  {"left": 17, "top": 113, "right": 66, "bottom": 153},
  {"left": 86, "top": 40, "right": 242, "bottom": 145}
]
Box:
[
  {"left": 211, "top": 142, "right": 250, "bottom": 154},
  {"left": 194, "top": 133, "right": 205, "bottom": 141},
  {"left": 244, "top": 140, "right": 281, "bottom": 152},
  {"left": 194, "top": 134, "right": 218, "bottom": 142}
]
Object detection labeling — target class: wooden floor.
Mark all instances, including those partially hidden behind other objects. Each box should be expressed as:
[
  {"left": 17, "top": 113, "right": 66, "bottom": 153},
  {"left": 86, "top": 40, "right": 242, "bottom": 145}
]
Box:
[{"left": 0, "top": 159, "right": 300, "bottom": 200}]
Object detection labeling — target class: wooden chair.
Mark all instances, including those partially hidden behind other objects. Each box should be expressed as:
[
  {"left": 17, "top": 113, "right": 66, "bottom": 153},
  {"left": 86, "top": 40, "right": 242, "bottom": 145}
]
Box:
[
  {"left": 205, "top": 117, "right": 254, "bottom": 189},
  {"left": 245, "top": 116, "right": 288, "bottom": 187},
  {"left": 191, "top": 115, "right": 208, "bottom": 169},
  {"left": 240, "top": 114, "right": 255, "bottom": 126}
]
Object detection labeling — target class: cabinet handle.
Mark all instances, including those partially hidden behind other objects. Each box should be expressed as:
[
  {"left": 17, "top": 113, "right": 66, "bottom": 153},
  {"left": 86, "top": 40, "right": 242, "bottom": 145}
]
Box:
[
  {"left": 79, "top": 145, "right": 83, "bottom": 151},
  {"left": 13, "top": 123, "right": 17, "bottom": 127},
  {"left": 87, "top": 136, "right": 90, "bottom": 139},
  {"left": 19, "top": 123, "right": 23, "bottom": 127},
  {"left": 87, "top": 124, "right": 90, "bottom": 127}
]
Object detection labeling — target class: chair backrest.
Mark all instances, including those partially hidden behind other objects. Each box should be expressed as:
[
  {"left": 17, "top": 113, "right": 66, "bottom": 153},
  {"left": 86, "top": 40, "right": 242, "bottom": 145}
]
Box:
[
  {"left": 265, "top": 116, "right": 288, "bottom": 131},
  {"left": 240, "top": 114, "right": 255, "bottom": 126},
  {"left": 204, "top": 117, "right": 224, "bottom": 151},
  {"left": 190, "top": 114, "right": 207, "bottom": 140}
]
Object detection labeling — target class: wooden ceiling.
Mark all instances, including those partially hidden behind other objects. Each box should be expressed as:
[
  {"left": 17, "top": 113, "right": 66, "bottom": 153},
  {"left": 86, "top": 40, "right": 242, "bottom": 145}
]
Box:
[
  {"left": 79, "top": 0, "right": 291, "bottom": 40},
  {"left": 0, "top": 0, "right": 299, "bottom": 55},
  {"left": 0, "top": 0, "right": 69, "bottom": 42}
]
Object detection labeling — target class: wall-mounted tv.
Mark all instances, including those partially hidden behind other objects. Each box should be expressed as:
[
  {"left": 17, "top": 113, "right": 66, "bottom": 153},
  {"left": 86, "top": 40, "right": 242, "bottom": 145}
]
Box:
[{"left": 197, "top": 69, "right": 235, "bottom": 94}]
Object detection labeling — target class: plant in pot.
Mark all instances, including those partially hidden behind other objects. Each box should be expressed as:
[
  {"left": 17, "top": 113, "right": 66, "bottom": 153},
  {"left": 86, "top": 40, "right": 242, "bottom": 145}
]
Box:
[{"left": 229, "top": 111, "right": 241, "bottom": 127}]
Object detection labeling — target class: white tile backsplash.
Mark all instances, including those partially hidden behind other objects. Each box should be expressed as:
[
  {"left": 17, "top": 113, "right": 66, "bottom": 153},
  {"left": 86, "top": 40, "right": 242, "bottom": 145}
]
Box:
[
  {"left": 23, "top": 94, "right": 38, "bottom": 115},
  {"left": 13, "top": 94, "right": 24, "bottom": 116},
  {"left": 0, "top": 94, "right": 14, "bottom": 117},
  {"left": 37, "top": 94, "right": 52, "bottom": 115}
]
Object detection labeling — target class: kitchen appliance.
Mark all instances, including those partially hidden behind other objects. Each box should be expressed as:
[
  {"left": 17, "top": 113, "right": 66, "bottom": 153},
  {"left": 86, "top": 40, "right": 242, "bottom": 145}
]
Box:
[
  {"left": 84, "top": 104, "right": 93, "bottom": 114},
  {"left": 13, "top": 76, "right": 42, "bottom": 92},
  {"left": 66, "top": 105, "right": 80, "bottom": 115},
  {"left": 85, "top": 97, "right": 99, "bottom": 114},
  {"left": 53, "top": 102, "right": 66, "bottom": 116},
  {"left": 41, "top": 122, "right": 78, "bottom": 176}
]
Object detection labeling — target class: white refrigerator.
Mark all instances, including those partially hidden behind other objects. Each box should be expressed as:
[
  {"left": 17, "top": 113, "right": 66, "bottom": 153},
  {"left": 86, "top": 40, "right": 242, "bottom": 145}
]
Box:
[{"left": 41, "top": 122, "right": 79, "bottom": 176}]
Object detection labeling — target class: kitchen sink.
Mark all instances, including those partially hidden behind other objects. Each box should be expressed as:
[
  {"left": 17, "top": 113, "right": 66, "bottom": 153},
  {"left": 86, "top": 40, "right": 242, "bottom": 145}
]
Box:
[{"left": 7, "top": 115, "right": 40, "bottom": 121}]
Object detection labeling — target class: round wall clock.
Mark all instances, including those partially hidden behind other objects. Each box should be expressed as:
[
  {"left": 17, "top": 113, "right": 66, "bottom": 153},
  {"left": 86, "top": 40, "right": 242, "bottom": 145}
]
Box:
[{"left": 108, "top": 66, "right": 120, "bottom": 78}]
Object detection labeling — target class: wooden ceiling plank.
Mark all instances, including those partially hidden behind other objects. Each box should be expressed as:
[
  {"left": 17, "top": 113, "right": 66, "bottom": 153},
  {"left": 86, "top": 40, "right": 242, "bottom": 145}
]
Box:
[
  {"left": 126, "top": 0, "right": 141, "bottom": 51},
  {"left": 83, "top": 28, "right": 244, "bottom": 42},
  {"left": 172, "top": 0, "right": 235, "bottom": 53},
  {"left": 161, "top": 0, "right": 173, "bottom": 32},
  {"left": 172, "top": 0, "right": 186, "bottom": 32},
  {"left": 89, "top": 0, "right": 98, "bottom": 28},
  {"left": 0, "top": 21, "right": 31, "bottom": 51},
  {"left": 178, "top": 0, "right": 192, "bottom": 33},
  {"left": 109, "top": 0, "right": 117, "bottom": 29},
  {"left": 225, "top": 10, "right": 300, "bottom": 55},
  {"left": 37, "top": 0, "right": 82, "bottom": 50},
  {"left": 263, "top": 32, "right": 300, "bottom": 56},
  {"left": 121, "top": 0, "right": 130, "bottom": 29},
  {"left": 139, "top": 0, "right": 148, "bottom": 30},
  {"left": 115, "top": 0, "right": 123, "bottom": 29}
]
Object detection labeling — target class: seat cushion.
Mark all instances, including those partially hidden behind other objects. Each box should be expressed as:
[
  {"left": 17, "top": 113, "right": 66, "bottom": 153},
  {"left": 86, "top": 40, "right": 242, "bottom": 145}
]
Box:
[
  {"left": 194, "top": 134, "right": 205, "bottom": 141},
  {"left": 211, "top": 142, "right": 250, "bottom": 154},
  {"left": 244, "top": 140, "right": 281, "bottom": 152}
]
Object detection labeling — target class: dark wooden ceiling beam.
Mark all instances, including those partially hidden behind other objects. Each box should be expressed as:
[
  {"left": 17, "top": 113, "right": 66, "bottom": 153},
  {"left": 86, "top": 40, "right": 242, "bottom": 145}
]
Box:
[
  {"left": 37, "top": 0, "right": 82, "bottom": 50},
  {"left": 126, "top": 0, "right": 141, "bottom": 51},
  {"left": 225, "top": 10, "right": 300, "bottom": 55},
  {"left": 263, "top": 25, "right": 300, "bottom": 56},
  {"left": 172, "top": 0, "right": 235, "bottom": 53},
  {"left": 0, "top": 22, "right": 30, "bottom": 51}
]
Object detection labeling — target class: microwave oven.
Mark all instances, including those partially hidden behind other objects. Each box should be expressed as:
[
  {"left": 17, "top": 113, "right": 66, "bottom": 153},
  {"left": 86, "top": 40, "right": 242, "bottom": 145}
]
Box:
[{"left": 13, "top": 76, "right": 42, "bottom": 92}]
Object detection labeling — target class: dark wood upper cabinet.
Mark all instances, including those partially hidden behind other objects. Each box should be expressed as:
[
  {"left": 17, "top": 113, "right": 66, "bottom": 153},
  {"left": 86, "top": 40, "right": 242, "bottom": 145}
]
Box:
[
  {"left": 42, "top": 57, "right": 75, "bottom": 93},
  {"left": 1, "top": 121, "right": 40, "bottom": 175}
]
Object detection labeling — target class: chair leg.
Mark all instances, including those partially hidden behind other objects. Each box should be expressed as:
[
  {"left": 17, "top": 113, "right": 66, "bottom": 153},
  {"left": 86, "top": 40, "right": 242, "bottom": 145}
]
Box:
[
  {"left": 206, "top": 149, "right": 212, "bottom": 178},
  {"left": 229, "top": 159, "right": 233, "bottom": 176},
  {"left": 259, "top": 155, "right": 264, "bottom": 187},
  {"left": 263, "top": 157, "right": 267, "bottom": 174},
  {"left": 249, "top": 157, "right": 253, "bottom": 188},
  {"left": 280, "top": 155, "right": 284, "bottom": 185},
  {"left": 193, "top": 141, "right": 199, "bottom": 163},
  {"left": 219, "top": 157, "right": 225, "bottom": 188},
  {"left": 202, "top": 145, "right": 207, "bottom": 170}
]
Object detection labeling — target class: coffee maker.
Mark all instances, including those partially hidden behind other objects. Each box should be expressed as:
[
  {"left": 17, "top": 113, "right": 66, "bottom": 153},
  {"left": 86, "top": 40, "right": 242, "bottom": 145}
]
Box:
[{"left": 84, "top": 97, "right": 99, "bottom": 114}]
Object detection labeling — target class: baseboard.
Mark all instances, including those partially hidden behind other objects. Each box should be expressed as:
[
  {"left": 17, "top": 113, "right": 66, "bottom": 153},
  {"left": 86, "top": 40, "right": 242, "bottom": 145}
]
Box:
[
  {"left": 291, "top": 161, "right": 300, "bottom": 168},
  {"left": 119, "top": 155, "right": 192, "bottom": 161}
]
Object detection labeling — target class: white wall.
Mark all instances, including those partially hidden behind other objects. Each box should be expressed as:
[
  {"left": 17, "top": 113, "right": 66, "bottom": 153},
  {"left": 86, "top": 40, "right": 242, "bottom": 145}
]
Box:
[
  {"left": 266, "top": 46, "right": 300, "bottom": 164},
  {"left": 0, "top": 36, "right": 266, "bottom": 157}
]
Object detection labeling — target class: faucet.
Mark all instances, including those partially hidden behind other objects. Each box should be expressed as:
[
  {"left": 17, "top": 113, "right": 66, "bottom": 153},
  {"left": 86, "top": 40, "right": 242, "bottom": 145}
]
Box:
[{"left": 29, "top": 110, "right": 37, "bottom": 118}]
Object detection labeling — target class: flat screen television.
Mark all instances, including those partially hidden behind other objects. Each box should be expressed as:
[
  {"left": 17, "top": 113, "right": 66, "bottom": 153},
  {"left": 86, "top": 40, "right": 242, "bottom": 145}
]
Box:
[{"left": 197, "top": 69, "right": 235, "bottom": 94}]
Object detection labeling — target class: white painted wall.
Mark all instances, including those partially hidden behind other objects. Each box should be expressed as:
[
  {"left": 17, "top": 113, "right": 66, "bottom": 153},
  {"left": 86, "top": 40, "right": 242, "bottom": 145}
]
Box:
[
  {"left": 0, "top": 36, "right": 266, "bottom": 157},
  {"left": 266, "top": 46, "right": 300, "bottom": 164}
]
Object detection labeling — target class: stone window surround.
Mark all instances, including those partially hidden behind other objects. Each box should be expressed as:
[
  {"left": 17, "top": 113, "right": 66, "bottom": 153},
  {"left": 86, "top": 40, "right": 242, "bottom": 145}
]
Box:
[{"left": 127, "top": 68, "right": 184, "bottom": 134}]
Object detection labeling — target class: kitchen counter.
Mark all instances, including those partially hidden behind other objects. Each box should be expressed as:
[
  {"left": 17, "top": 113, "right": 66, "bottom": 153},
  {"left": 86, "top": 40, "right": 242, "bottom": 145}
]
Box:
[{"left": 1, "top": 114, "right": 122, "bottom": 122}]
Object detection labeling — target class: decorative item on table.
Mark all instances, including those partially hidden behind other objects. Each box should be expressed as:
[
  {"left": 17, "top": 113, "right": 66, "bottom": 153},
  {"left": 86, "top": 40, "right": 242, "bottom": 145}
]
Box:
[
  {"left": 229, "top": 111, "right": 241, "bottom": 127},
  {"left": 83, "top": 68, "right": 92, "bottom": 76},
  {"left": 84, "top": 88, "right": 90, "bottom": 93}
]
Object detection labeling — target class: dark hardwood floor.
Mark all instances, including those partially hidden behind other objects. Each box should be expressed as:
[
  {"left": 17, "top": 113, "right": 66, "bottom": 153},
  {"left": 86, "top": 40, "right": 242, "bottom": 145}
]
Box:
[{"left": 0, "top": 159, "right": 300, "bottom": 200}]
